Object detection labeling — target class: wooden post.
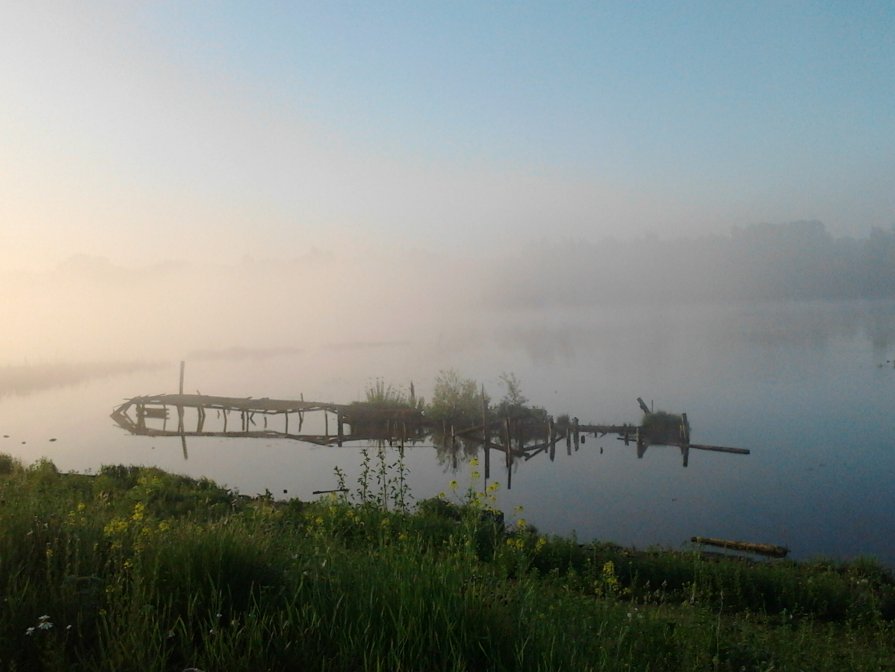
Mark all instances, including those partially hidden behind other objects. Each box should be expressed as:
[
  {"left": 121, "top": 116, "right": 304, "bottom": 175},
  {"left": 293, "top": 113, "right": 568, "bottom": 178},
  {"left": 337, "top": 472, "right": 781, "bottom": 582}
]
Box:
[
  {"left": 636, "top": 397, "right": 650, "bottom": 415},
  {"left": 179, "top": 361, "right": 185, "bottom": 395},
  {"left": 681, "top": 412, "right": 690, "bottom": 445},
  {"left": 284, "top": 411, "right": 288, "bottom": 434},
  {"left": 572, "top": 417, "right": 580, "bottom": 452},
  {"left": 549, "top": 421, "right": 556, "bottom": 462},
  {"left": 503, "top": 417, "right": 512, "bottom": 468},
  {"left": 324, "top": 410, "right": 329, "bottom": 442},
  {"left": 223, "top": 409, "right": 228, "bottom": 432},
  {"left": 482, "top": 385, "right": 490, "bottom": 480},
  {"left": 636, "top": 427, "right": 647, "bottom": 459},
  {"left": 337, "top": 412, "right": 344, "bottom": 447}
]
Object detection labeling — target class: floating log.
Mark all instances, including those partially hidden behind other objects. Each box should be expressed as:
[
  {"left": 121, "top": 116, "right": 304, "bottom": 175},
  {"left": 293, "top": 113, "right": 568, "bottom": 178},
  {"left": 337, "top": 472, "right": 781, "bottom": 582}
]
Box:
[
  {"left": 688, "top": 443, "right": 750, "bottom": 455},
  {"left": 691, "top": 537, "right": 789, "bottom": 558},
  {"left": 615, "top": 436, "right": 750, "bottom": 455}
]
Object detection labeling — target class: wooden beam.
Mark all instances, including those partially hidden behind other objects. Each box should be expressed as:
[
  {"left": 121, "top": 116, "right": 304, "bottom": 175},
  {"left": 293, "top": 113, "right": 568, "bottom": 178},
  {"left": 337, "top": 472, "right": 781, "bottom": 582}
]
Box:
[{"left": 691, "top": 537, "right": 788, "bottom": 558}]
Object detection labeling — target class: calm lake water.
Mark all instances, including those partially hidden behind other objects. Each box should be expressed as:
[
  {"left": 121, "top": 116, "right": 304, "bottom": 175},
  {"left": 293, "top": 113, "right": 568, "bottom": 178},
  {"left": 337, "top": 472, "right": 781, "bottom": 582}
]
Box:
[{"left": 2, "top": 299, "right": 894, "bottom": 566}]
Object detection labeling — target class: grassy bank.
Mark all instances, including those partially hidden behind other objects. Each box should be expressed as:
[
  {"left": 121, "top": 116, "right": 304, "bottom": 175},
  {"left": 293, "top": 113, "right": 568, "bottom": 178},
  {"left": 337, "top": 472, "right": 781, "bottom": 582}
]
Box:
[{"left": 0, "top": 452, "right": 892, "bottom": 671}]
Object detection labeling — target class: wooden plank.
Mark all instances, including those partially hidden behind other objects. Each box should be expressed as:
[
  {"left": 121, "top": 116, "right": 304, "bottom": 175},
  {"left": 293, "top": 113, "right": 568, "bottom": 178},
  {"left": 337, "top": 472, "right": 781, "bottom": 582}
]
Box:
[
  {"left": 691, "top": 537, "right": 789, "bottom": 558},
  {"left": 688, "top": 443, "right": 750, "bottom": 455}
]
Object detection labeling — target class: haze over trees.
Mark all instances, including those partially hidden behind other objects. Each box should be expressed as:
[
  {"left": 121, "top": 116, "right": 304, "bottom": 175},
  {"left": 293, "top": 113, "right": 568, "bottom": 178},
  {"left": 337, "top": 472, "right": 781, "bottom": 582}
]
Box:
[{"left": 487, "top": 221, "right": 895, "bottom": 307}]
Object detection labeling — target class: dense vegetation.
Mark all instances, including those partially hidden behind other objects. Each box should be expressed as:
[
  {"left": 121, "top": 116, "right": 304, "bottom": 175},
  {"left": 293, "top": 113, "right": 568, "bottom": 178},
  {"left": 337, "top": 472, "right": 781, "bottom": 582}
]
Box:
[{"left": 0, "top": 450, "right": 892, "bottom": 671}]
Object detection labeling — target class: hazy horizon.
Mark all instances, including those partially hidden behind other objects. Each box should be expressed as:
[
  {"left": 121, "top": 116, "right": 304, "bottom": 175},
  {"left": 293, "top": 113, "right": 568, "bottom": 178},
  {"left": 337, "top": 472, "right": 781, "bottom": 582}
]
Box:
[
  {"left": 2, "top": 4, "right": 894, "bottom": 369},
  {"left": 2, "top": 221, "right": 894, "bottom": 367}
]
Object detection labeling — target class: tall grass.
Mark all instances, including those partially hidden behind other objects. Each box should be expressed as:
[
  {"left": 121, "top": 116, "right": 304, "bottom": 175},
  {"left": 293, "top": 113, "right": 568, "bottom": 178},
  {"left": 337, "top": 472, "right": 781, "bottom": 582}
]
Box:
[{"left": 0, "top": 453, "right": 892, "bottom": 671}]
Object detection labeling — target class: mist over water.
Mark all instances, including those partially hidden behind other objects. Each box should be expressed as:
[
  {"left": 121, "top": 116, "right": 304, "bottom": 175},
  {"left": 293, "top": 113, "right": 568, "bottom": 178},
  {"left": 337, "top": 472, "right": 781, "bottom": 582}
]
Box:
[{"left": 2, "top": 245, "right": 894, "bottom": 566}]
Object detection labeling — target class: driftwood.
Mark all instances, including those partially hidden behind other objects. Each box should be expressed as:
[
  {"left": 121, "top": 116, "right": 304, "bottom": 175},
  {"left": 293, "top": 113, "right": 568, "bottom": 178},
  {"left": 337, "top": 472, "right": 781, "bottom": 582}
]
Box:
[{"left": 690, "top": 536, "right": 789, "bottom": 558}]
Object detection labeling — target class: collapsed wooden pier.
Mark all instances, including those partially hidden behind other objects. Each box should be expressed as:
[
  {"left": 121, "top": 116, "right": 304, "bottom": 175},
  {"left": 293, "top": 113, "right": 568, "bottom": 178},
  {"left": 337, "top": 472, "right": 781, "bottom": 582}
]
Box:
[
  {"left": 111, "top": 390, "right": 750, "bottom": 477},
  {"left": 111, "top": 394, "right": 424, "bottom": 447}
]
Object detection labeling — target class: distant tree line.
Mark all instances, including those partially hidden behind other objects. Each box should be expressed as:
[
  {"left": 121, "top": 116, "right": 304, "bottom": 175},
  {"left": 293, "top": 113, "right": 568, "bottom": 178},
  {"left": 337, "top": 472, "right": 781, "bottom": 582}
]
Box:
[{"left": 488, "top": 221, "right": 895, "bottom": 306}]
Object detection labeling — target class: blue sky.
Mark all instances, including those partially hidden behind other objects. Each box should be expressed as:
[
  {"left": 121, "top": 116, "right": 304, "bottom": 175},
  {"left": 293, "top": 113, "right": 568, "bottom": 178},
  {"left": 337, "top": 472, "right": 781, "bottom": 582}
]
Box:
[{"left": 1, "top": 2, "right": 893, "bottom": 269}]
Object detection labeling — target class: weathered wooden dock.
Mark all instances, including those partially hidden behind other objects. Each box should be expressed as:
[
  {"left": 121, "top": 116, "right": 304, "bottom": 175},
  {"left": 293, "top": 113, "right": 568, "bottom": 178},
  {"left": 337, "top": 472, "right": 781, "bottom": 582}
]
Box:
[
  {"left": 111, "top": 389, "right": 750, "bottom": 477},
  {"left": 111, "top": 393, "right": 425, "bottom": 446}
]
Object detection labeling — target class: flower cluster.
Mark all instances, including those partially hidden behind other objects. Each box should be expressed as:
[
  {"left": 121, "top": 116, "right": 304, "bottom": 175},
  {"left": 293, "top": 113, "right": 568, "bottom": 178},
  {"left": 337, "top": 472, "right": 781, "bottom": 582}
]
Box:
[{"left": 24, "top": 614, "right": 53, "bottom": 636}]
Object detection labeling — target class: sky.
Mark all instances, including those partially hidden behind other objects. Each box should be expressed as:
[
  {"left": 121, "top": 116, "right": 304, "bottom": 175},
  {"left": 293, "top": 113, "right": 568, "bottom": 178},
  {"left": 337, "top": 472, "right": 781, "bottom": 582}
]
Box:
[{"left": 1, "top": 1, "right": 893, "bottom": 273}]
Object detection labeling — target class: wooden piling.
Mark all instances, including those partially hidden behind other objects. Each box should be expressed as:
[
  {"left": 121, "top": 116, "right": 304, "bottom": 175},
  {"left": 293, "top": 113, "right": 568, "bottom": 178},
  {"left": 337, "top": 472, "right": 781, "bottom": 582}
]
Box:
[
  {"left": 482, "top": 385, "right": 490, "bottom": 480},
  {"left": 503, "top": 417, "right": 512, "bottom": 468},
  {"left": 337, "top": 412, "right": 344, "bottom": 447}
]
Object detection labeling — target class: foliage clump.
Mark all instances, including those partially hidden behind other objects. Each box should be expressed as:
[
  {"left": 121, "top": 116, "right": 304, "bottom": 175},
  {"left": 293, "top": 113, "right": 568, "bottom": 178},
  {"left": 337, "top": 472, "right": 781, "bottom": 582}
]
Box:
[
  {"left": 425, "top": 369, "right": 487, "bottom": 426},
  {"left": 493, "top": 372, "right": 548, "bottom": 422},
  {"left": 357, "top": 378, "right": 423, "bottom": 410},
  {"left": 641, "top": 410, "right": 687, "bottom": 443}
]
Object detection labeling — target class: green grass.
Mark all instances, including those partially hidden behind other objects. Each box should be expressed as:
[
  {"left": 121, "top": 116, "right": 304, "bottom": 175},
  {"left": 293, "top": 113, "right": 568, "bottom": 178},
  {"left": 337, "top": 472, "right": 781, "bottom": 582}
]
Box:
[{"left": 0, "top": 452, "right": 892, "bottom": 671}]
